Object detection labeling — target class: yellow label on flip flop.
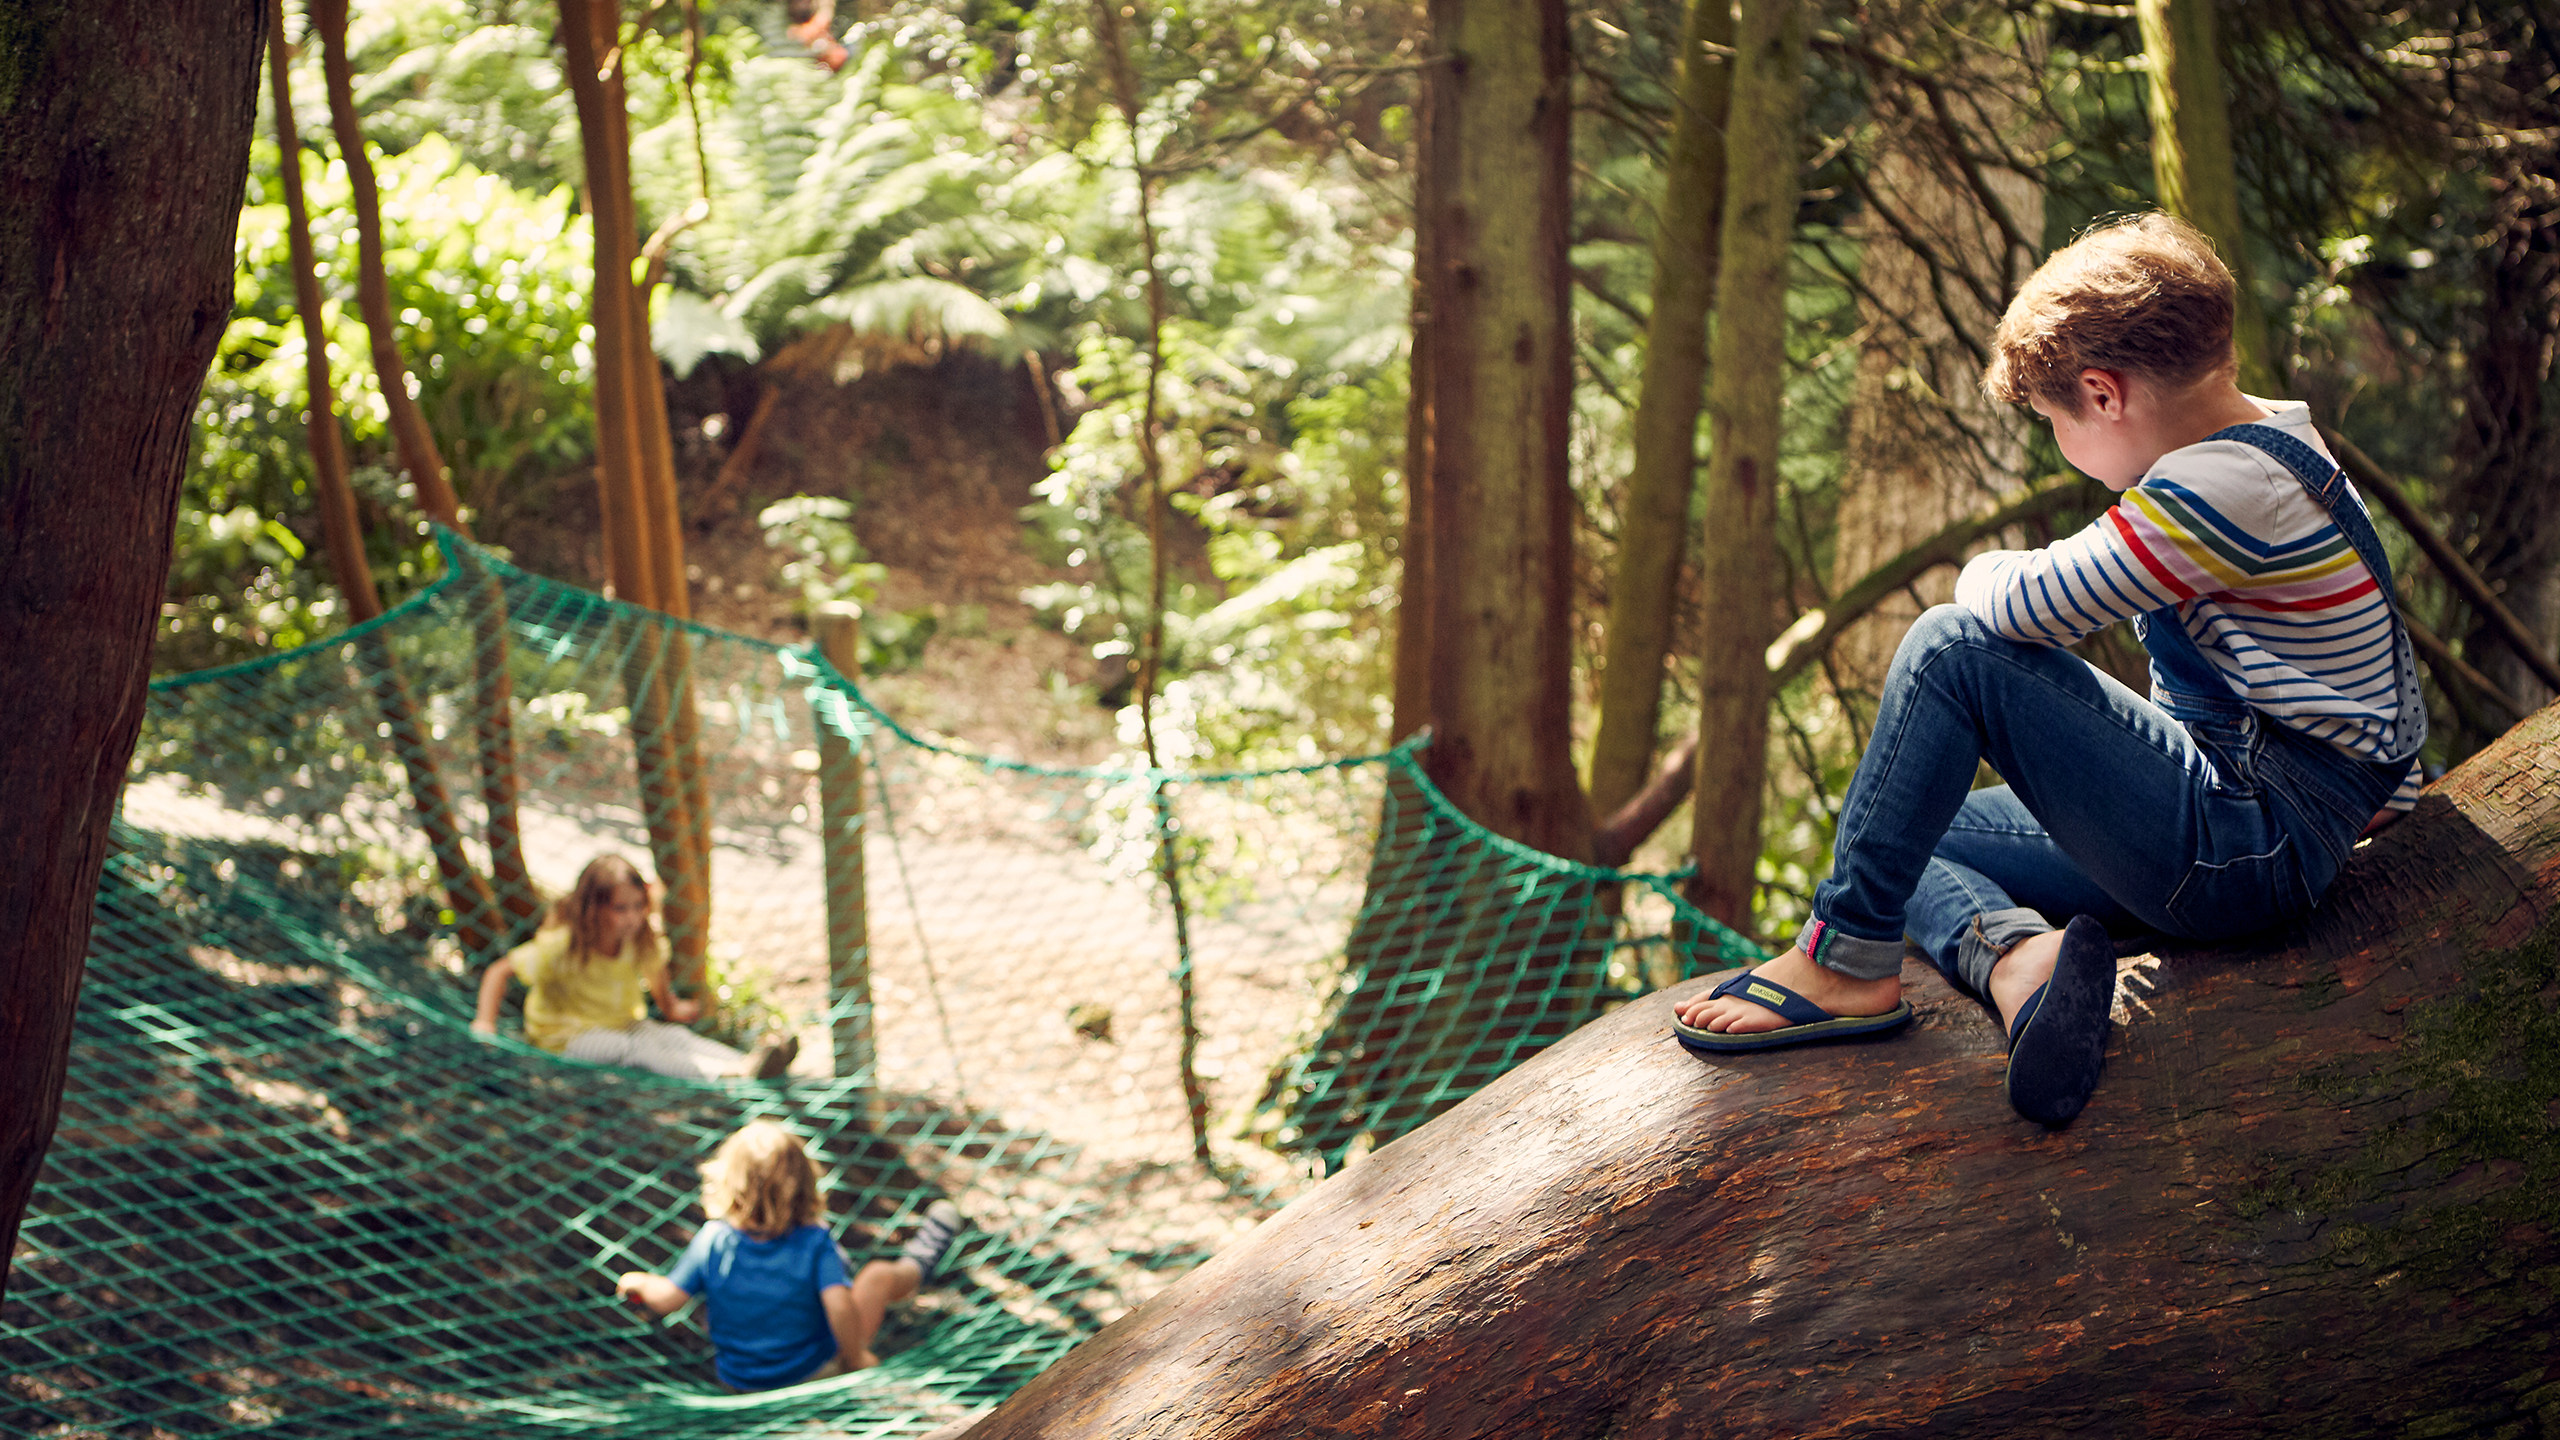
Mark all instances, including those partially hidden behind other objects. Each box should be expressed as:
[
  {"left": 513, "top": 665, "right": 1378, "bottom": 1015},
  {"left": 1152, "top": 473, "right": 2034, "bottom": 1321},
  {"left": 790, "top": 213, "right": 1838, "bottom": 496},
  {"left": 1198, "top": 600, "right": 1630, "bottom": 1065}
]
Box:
[{"left": 1745, "top": 982, "right": 1787, "bottom": 1006}]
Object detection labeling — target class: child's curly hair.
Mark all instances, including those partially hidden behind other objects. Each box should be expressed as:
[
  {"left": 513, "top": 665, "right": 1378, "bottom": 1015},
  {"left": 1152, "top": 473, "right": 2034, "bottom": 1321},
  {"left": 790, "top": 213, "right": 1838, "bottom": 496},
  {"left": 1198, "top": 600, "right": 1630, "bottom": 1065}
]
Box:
[
  {"left": 1983, "top": 213, "right": 2238, "bottom": 416},
  {"left": 699, "top": 1121, "right": 825, "bottom": 1241},
  {"left": 554, "top": 854, "right": 656, "bottom": 966}
]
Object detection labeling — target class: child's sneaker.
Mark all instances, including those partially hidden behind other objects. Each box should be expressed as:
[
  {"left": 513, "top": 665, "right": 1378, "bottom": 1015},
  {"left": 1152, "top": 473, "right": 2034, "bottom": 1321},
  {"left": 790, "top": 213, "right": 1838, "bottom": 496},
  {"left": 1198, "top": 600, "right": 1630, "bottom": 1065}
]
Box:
[{"left": 899, "top": 1201, "right": 967, "bottom": 1281}]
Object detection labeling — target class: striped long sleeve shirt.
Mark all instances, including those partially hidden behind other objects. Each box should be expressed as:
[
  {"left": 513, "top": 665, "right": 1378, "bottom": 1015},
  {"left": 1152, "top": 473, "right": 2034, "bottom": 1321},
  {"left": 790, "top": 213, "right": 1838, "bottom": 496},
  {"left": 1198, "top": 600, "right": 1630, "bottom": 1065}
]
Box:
[{"left": 1952, "top": 402, "right": 2422, "bottom": 810}]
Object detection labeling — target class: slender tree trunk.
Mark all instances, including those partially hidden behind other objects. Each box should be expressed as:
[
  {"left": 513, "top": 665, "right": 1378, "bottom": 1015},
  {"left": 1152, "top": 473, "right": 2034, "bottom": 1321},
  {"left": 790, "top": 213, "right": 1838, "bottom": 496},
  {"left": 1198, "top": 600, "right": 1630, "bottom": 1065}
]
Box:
[
  {"left": 1389, "top": 95, "right": 1436, "bottom": 744},
  {"left": 269, "top": 0, "right": 498, "bottom": 954},
  {"left": 1585, "top": 0, "right": 1734, "bottom": 822},
  {"left": 1415, "top": 0, "right": 1586, "bottom": 861},
  {"left": 953, "top": 707, "right": 2560, "bottom": 1440},
  {"left": 306, "top": 0, "right": 536, "bottom": 932},
  {"left": 0, "top": 0, "right": 269, "bottom": 1290},
  {"left": 1685, "top": 0, "right": 1806, "bottom": 934},
  {"left": 2136, "top": 0, "right": 2275, "bottom": 393},
  {"left": 558, "top": 0, "right": 715, "bottom": 988},
  {"left": 269, "top": 11, "right": 372, "bottom": 622},
  {"left": 309, "top": 0, "right": 459, "bottom": 523},
  {"left": 1094, "top": 0, "right": 1215, "bottom": 1172}
]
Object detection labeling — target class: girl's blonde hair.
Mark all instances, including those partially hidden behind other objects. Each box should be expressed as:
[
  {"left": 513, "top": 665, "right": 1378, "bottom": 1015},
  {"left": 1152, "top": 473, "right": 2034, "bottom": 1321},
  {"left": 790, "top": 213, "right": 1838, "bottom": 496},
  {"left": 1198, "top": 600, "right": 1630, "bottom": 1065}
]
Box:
[
  {"left": 553, "top": 854, "right": 657, "bottom": 965},
  {"left": 699, "top": 1120, "right": 825, "bottom": 1240}
]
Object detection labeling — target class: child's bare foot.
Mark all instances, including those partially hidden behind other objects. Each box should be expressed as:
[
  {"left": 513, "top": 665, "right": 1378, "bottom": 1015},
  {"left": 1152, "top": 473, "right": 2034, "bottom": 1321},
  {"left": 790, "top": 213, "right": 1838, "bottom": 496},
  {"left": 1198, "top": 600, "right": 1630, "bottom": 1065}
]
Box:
[
  {"left": 1672, "top": 946, "right": 1903, "bottom": 1036},
  {"left": 1986, "top": 927, "right": 2065, "bottom": 1031}
]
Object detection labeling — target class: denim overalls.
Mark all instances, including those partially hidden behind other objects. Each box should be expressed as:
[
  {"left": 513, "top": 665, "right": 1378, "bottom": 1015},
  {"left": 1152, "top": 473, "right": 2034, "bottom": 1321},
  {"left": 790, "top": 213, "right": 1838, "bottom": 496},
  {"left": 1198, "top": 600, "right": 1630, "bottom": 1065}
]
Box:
[{"left": 1794, "top": 424, "right": 2425, "bottom": 996}]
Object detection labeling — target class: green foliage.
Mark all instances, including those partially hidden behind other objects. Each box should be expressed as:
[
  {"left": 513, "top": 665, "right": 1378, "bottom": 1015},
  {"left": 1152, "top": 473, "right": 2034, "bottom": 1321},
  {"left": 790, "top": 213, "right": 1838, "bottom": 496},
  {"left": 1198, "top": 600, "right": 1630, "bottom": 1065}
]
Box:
[
  {"left": 1021, "top": 307, "right": 1402, "bottom": 767},
  {"left": 169, "top": 128, "right": 593, "bottom": 672},
  {"left": 630, "top": 35, "right": 1062, "bottom": 370},
  {"left": 756, "top": 495, "right": 936, "bottom": 671}
]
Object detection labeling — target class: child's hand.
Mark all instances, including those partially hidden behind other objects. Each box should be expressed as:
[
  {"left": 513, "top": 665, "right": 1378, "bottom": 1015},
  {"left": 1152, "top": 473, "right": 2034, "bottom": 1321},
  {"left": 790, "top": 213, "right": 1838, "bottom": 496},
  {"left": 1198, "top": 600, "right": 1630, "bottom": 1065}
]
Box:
[
  {"left": 470, "top": 1019, "right": 497, "bottom": 1042},
  {"left": 664, "top": 995, "right": 705, "bottom": 1024}
]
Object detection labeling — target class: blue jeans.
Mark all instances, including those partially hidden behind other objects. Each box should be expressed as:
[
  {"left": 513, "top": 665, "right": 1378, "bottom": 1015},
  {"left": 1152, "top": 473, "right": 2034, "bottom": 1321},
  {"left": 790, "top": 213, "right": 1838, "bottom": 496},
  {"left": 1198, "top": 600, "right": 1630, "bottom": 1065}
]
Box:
[{"left": 1795, "top": 606, "right": 2405, "bottom": 996}]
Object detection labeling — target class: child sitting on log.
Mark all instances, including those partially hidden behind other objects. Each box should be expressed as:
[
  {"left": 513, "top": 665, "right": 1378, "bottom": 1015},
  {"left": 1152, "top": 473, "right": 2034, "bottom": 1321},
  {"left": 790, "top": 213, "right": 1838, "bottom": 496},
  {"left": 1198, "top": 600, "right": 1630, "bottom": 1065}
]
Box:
[
  {"left": 1674, "top": 213, "right": 2426, "bottom": 1125},
  {"left": 471, "top": 853, "right": 796, "bottom": 1081},
  {"left": 614, "top": 1120, "right": 968, "bottom": 1390}
]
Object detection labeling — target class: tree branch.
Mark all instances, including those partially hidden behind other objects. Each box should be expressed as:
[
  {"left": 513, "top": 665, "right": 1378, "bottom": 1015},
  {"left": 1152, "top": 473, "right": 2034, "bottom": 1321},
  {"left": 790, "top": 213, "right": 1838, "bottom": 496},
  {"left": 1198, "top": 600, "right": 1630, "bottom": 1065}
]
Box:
[
  {"left": 1592, "top": 474, "right": 2092, "bottom": 866},
  {"left": 2323, "top": 427, "right": 2560, "bottom": 696}
]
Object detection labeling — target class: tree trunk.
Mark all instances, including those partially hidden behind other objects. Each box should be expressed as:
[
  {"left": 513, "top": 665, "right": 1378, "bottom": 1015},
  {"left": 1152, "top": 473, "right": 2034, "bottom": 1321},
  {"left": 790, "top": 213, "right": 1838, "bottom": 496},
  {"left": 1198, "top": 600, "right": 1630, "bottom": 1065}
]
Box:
[
  {"left": 1411, "top": 0, "right": 1586, "bottom": 861},
  {"left": 308, "top": 0, "right": 460, "bottom": 524},
  {"left": 1827, "top": 1, "right": 2043, "bottom": 695},
  {"left": 1684, "top": 0, "right": 1806, "bottom": 934},
  {"left": 269, "top": 0, "right": 500, "bottom": 954},
  {"left": 1584, "top": 0, "right": 1733, "bottom": 822},
  {"left": 2135, "top": 0, "right": 2276, "bottom": 394},
  {"left": 950, "top": 705, "right": 2560, "bottom": 1439},
  {"left": 558, "top": 0, "right": 715, "bottom": 988},
  {"left": 1263, "top": 0, "right": 1590, "bottom": 1167},
  {"left": 2443, "top": 177, "right": 2560, "bottom": 747},
  {"left": 0, "top": 0, "right": 268, "bottom": 1289},
  {"left": 306, "top": 0, "right": 538, "bottom": 934}
]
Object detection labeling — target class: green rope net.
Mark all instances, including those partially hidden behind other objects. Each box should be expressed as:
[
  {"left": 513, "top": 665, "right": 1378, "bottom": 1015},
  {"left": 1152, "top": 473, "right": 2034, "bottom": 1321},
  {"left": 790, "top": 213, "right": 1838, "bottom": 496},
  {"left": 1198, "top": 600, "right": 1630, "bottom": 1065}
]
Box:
[{"left": 3, "top": 531, "right": 1756, "bottom": 1438}]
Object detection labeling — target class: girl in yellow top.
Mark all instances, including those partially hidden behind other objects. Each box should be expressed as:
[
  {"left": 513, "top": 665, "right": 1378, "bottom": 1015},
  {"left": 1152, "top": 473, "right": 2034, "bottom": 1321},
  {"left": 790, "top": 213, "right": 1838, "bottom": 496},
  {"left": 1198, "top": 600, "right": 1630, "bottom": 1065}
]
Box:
[{"left": 472, "top": 854, "right": 796, "bottom": 1081}]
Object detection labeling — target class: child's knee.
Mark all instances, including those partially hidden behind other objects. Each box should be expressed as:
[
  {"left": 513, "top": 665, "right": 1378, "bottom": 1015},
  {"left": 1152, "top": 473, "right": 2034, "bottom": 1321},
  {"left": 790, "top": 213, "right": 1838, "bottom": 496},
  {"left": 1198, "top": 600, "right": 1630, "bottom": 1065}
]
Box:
[{"left": 1892, "top": 604, "right": 1995, "bottom": 670}]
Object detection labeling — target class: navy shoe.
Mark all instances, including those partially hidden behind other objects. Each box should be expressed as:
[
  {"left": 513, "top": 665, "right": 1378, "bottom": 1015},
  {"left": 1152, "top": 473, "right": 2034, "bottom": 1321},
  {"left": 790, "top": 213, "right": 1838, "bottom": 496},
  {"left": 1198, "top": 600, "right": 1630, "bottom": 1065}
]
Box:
[{"left": 2004, "top": 915, "right": 2115, "bottom": 1126}]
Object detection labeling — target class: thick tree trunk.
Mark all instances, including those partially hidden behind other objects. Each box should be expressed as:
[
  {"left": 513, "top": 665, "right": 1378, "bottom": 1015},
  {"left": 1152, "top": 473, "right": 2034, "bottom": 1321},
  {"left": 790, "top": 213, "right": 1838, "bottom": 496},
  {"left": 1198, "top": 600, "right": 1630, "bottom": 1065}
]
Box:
[
  {"left": 1685, "top": 0, "right": 1806, "bottom": 932},
  {"left": 2444, "top": 179, "right": 2560, "bottom": 744},
  {"left": 1584, "top": 0, "right": 1733, "bottom": 821},
  {"left": 1827, "top": 1, "right": 2043, "bottom": 694},
  {"left": 953, "top": 706, "right": 2560, "bottom": 1439},
  {"left": 1270, "top": 0, "right": 1589, "bottom": 1165},
  {"left": 0, "top": 0, "right": 267, "bottom": 1289},
  {"left": 2136, "top": 0, "right": 2276, "bottom": 394},
  {"left": 1411, "top": 0, "right": 1586, "bottom": 861}
]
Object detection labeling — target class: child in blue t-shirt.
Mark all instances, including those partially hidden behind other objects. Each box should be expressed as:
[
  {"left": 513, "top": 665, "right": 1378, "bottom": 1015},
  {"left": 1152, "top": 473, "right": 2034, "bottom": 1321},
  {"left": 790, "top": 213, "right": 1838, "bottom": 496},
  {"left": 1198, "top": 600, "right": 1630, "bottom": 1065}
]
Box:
[{"left": 614, "top": 1120, "right": 967, "bottom": 1390}]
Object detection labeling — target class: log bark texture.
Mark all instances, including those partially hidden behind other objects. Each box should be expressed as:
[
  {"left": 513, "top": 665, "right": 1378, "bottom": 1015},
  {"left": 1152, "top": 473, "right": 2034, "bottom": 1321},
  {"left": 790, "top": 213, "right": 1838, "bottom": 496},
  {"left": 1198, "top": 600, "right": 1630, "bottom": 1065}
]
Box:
[
  {"left": 0, "top": 0, "right": 267, "bottom": 1287},
  {"left": 956, "top": 705, "right": 2560, "bottom": 1438}
]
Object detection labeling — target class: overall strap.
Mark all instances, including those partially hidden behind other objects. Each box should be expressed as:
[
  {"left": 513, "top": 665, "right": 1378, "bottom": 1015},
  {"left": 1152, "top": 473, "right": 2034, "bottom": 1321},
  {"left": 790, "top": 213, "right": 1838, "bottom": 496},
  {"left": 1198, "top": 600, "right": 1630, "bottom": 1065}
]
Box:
[
  {"left": 2201, "top": 422, "right": 2398, "bottom": 596},
  {"left": 2156, "top": 422, "right": 2427, "bottom": 764}
]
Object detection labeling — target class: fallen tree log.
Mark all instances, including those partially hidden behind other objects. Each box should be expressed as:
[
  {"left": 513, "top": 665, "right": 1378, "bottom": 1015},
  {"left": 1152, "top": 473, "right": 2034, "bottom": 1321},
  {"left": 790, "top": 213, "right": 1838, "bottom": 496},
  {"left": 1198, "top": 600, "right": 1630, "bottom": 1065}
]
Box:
[{"left": 954, "top": 703, "right": 2560, "bottom": 1438}]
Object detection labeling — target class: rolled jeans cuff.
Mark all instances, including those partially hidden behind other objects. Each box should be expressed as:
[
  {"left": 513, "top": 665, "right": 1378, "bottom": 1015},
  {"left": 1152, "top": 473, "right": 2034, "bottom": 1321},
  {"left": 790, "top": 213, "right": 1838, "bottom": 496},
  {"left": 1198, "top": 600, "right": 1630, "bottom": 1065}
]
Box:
[
  {"left": 1957, "top": 906, "right": 2054, "bottom": 996},
  {"left": 1794, "top": 916, "right": 1908, "bottom": 982}
]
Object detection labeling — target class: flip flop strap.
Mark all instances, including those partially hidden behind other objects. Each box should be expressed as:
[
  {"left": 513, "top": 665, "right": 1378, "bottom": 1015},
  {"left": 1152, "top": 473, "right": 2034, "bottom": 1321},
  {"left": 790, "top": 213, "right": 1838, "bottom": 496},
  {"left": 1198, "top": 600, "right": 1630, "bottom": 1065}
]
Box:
[{"left": 1707, "top": 970, "right": 1829, "bottom": 1027}]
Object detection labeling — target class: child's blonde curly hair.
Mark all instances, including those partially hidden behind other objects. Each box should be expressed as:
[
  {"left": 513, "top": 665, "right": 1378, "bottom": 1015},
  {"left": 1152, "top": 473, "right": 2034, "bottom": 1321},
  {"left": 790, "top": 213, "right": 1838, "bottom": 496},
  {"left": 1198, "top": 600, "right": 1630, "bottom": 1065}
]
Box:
[{"left": 699, "top": 1121, "right": 825, "bottom": 1241}]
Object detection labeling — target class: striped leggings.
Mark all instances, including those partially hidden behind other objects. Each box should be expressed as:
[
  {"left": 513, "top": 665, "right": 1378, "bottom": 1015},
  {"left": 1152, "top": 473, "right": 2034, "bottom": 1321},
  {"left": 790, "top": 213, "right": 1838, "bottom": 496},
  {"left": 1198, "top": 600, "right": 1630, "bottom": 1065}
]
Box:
[{"left": 561, "top": 1021, "right": 750, "bottom": 1080}]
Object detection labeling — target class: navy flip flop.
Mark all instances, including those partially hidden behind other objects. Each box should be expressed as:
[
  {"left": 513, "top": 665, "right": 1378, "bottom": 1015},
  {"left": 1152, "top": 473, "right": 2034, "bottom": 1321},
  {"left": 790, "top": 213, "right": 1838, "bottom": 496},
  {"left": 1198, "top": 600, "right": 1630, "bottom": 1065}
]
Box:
[
  {"left": 1672, "top": 969, "right": 1913, "bottom": 1054},
  {"left": 2004, "top": 914, "right": 2116, "bottom": 1125}
]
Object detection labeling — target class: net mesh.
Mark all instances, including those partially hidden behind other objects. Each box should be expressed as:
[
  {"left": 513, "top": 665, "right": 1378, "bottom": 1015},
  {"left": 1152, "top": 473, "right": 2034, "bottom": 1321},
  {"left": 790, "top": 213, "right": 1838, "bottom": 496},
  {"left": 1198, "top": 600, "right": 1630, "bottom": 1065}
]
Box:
[{"left": 4, "top": 531, "right": 1755, "bottom": 1438}]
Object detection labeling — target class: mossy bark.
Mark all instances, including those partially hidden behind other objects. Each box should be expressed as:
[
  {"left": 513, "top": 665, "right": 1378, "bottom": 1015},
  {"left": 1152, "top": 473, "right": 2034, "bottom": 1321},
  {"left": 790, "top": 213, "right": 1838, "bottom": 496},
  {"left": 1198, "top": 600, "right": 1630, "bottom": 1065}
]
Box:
[
  {"left": 1685, "top": 0, "right": 1806, "bottom": 933},
  {"left": 951, "top": 705, "right": 2560, "bottom": 1440},
  {"left": 2135, "top": 0, "right": 2276, "bottom": 393},
  {"left": 0, "top": 0, "right": 269, "bottom": 1289}
]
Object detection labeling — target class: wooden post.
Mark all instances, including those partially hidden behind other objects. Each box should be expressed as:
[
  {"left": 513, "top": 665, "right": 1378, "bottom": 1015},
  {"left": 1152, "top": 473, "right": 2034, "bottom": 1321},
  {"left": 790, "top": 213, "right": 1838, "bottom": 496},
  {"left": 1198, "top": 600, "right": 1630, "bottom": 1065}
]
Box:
[{"left": 811, "top": 603, "right": 874, "bottom": 1084}]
